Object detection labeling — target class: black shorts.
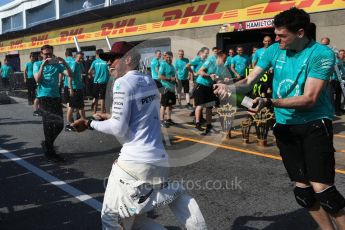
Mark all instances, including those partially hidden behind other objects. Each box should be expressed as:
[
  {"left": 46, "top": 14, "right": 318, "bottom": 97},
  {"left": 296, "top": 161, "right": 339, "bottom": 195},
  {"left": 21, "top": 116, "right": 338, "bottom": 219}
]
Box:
[
  {"left": 93, "top": 83, "right": 107, "bottom": 100},
  {"left": 194, "top": 84, "right": 216, "bottom": 108},
  {"left": 177, "top": 79, "right": 189, "bottom": 94},
  {"left": 161, "top": 89, "right": 176, "bottom": 107},
  {"left": 1, "top": 78, "right": 9, "bottom": 88},
  {"left": 154, "top": 79, "right": 164, "bottom": 94},
  {"left": 69, "top": 89, "right": 84, "bottom": 109},
  {"left": 63, "top": 87, "right": 70, "bottom": 104},
  {"left": 273, "top": 119, "right": 335, "bottom": 184}
]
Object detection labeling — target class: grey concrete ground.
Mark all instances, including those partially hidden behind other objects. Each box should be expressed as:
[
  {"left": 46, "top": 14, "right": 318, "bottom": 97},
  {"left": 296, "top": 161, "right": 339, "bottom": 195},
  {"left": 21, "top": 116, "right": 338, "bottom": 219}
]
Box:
[{"left": 1, "top": 95, "right": 345, "bottom": 230}]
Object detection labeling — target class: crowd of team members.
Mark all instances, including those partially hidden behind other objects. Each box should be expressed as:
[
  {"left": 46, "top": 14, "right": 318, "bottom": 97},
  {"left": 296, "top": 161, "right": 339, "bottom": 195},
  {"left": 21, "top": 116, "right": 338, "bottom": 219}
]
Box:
[
  {"left": 151, "top": 36, "right": 273, "bottom": 135},
  {"left": 5, "top": 35, "right": 342, "bottom": 162}
]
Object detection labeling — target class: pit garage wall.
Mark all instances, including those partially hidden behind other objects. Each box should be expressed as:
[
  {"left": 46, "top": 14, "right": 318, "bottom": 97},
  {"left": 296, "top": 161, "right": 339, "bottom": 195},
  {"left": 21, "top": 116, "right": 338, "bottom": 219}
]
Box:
[
  {"left": 311, "top": 9, "right": 345, "bottom": 50},
  {"left": 9, "top": 8, "right": 345, "bottom": 70},
  {"left": 9, "top": 25, "right": 219, "bottom": 70}
]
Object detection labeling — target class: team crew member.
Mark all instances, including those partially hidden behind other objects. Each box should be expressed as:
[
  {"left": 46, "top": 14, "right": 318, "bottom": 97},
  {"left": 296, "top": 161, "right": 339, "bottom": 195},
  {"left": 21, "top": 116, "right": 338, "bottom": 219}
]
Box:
[
  {"left": 88, "top": 49, "right": 109, "bottom": 114},
  {"left": 321, "top": 37, "right": 331, "bottom": 46},
  {"left": 252, "top": 36, "right": 273, "bottom": 67},
  {"left": 195, "top": 47, "right": 216, "bottom": 134},
  {"left": 231, "top": 46, "right": 249, "bottom": 82},
  {"left": 72, "top": 41, "right": 207, "bottom": 230},
  {"left": 215, "top": 8, "right": 345, "bottom": 230},
  {"left": 207, "top": 47, "right": 219, "bottom": 64},
  {"left": 250, "top": 46, "right": 258, "bottom": 68},
  {"left": 62, "top": 49, "right": 75, "bottom": 105},
  {"left": 186, "top": 49, "right": 208, "bottom": 117},
  {"left": 159, "top": 51, "right": 177, "bottom": 128},
  {"left": 65, "top": 52, "right": 86, "bottom": 131},
  {"left": 24, "top": 53, "right": 37, "bottom": 106},
  {"left": 34, "top": 45, "right": 73, "bottom": 162},
  {"left": 0, "top": 58, "right": 13, "bottom": 90},
  {"left": 150, "top": 50, "right": 162, "bottom": 91},
  {"left": 214, "top": 52, "right": 231, "bottom": 83},
  {"left": 332, "top": 49, "right": 345, "bottom": 116},
  {"left": 174, "top": 49, "right": 192, "bottom": 108},
  {"left": 225, "top": 48, "right": 236, "bottom": 78}
]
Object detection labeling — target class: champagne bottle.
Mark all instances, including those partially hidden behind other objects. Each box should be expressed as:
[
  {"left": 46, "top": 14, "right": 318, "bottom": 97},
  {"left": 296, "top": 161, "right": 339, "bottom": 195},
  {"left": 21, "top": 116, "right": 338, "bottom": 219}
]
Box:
[{"left": 228, "top": 93, "right": 253, "bottom": 109}]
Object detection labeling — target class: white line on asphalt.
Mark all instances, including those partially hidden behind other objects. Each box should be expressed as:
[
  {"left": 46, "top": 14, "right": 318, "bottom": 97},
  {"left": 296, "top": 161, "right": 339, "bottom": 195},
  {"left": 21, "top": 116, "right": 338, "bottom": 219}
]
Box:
[{"left": 0, "top": 148, "right": 102, "bottom": 212}]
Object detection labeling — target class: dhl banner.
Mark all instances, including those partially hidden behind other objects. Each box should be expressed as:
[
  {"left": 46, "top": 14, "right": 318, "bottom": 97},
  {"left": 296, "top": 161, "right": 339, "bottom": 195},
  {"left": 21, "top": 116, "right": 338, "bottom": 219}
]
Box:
[{"left": 1, "top": 0, "right": 345, "bottom": 53}]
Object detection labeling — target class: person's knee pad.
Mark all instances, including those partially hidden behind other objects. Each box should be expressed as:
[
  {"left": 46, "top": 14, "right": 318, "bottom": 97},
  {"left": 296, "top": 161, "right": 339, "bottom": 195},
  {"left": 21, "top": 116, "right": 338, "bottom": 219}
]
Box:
[
  {"left": 315, "top": 186, "right": 345, "bottom": 214},
  {"left": 294, "top": 186, "right": 316, "bottom": 208}
]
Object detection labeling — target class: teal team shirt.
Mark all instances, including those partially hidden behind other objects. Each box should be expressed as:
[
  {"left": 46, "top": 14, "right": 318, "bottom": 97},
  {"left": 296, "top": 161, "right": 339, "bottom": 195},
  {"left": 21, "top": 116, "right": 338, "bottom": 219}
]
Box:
[
  {"left": 189, "top": 56, "right": 205, "bottom": 76},
  {"left": 231, "top": 55, "right": 249, "bottom": 77},
  {"left": 33, "top": 61, "right": 65, "bottom": 98},
  {"left": 63, "top": 56, "right": 76, "bottom": 87},
  {"left": 225, "top": 56, "right": 235, "bottom": 78},
  {"left": 332, "top": 58, "right": 342, "bottom": 81},
  {"left": 25, "top": 62, "right": 34, "bottom": 79},
  {"left": 207, "top": 55, "right": 217, "bottom": 64},
  {"left": 196, "top": 59, "right": 216, "bottom": 87},
  {"left": 257, "top": 41, "right": 335, "bottom": 124},
  {"left": 90, "top": 58, "right": 109, "bottom": 84},
  {"left": 1, "top": 65, "right": 12, "bottom": 78},
  {"left": 158, "top": 61, "right": 176, "bottom": 92},
  {"left": 252, "top": 48, "right": 267, "bottom": 65},
  {"left": 174, "top": 57, "right": 189, "bottom": 80},
  {"left": 151, "top": 58, "right": 161, "bottom": 80},
  {"left": 72, "top": 62, "right": 84, "bottom": 90},
  {"left": 215, "top": 64, "right": 230, "bottom": 80}
]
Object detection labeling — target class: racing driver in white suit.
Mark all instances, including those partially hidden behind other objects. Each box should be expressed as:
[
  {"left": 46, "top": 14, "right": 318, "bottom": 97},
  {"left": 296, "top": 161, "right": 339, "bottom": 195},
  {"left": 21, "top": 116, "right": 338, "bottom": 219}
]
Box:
[{"left": 72, "top": 41, "right": 207, "bottom": 230}]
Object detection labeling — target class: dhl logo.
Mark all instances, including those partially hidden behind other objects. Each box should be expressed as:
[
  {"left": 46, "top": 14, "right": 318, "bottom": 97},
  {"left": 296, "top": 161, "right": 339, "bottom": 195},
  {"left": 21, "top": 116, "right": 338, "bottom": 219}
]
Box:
[
  {"left": 100, "top": 18, "right": 137, "bottom": 36},
  {"left": 10, "top": 40, "right": 23, "bottom": 49},
  {"left": 59, "top": 28, "right": 84, "bottom": 42},
  {"left": 264, "top": 0, "right": 338, "bottom": 13},
  {"left": 31, "top": 35, "right": 49, "bottom": 46}
]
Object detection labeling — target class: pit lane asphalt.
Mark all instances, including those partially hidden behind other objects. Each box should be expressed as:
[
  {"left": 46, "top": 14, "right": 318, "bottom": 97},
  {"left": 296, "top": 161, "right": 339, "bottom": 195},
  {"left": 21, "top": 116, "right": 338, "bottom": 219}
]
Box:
[{"left": 1, "top": 96, "right": 345, "bottom": 230}]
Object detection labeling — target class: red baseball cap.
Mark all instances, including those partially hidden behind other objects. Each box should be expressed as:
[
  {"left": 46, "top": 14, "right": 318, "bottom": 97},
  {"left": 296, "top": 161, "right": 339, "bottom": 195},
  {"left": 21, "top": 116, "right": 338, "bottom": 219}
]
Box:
[{"left": 99, "top": 41, "right": 135, "bottom": 61}]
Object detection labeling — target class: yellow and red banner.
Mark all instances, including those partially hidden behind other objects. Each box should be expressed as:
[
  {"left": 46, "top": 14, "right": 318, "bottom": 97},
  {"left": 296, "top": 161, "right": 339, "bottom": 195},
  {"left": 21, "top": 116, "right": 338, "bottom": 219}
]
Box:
[{"left": 1, "top": 0, "right": 345, "bottom": 53}]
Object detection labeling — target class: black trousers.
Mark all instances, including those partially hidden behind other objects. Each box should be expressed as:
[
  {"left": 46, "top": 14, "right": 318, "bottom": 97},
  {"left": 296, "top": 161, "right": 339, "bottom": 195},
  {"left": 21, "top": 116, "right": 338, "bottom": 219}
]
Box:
[
  {"left": 39, "top": 97, "right": 64, "bottom": 152},
  {"left": 331, "top": 80, "right": 343, "bottom": 113},
  {"left": 26, "top": 78, "right": 36, "bottom": 103}
]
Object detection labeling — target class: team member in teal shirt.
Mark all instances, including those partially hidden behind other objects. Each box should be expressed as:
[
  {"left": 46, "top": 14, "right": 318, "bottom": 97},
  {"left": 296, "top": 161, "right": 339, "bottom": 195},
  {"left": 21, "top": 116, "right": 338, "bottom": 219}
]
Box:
[
  {"left": 0, "top": 58, "right": 13, "bottom": 89},
  {"left": 252, "top": 36, "right": 273, "bottom": 67},
  {"left": 186, "top": 48, "right": 209, "bottom": 118},
  {"left": 34, "top": 44, "right": 73, "bottom": 162},
  {"left": 331, "top": 49, "right": 345, "bottom": 116},
  {"left": 65, "top": 51, "right": 86, "bottom": 131},
  {"left": 231, "top": 46, "right": 249, "bottom": 81},
  {"left": 150, "top": 50, "right": 162, "bottom": 91},
  {"left": 62, "top": 49, "right": 76, "bottom": 105},
  {"left": 214, "top": 8, "right": 345, "bottom": 229},
  {"left": 225, "top": 48, "right": 235, "bottom": 78},
  {"left": 159, "top": 51, "right": 176, "bottom": 128},
  {"left": 88, "top": 49, "right": 109, "bottom": 114},
  {"left": 24, "top": 53, "right": 37, "bottom": 106},
  {"left": 174, "top": 49, "right": 191, "bottom": 108}
]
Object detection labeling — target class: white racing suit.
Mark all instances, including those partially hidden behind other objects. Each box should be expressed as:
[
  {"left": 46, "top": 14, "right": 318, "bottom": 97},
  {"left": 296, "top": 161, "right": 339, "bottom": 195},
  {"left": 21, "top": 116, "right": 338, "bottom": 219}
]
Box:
[
  {"left": 90, "top": 71, "right": 206, "bottom": 229},
  {"left": 101, "top": 160, "right": 207, "bottom": 230}
]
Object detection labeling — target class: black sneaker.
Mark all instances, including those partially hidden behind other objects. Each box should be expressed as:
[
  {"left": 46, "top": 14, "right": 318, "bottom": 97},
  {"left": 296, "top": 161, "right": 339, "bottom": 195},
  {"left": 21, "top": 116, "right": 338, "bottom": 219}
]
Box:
[
  {"left": 45, "top": 152, "right": 66, "bottom": 163},
  {"left": 201, "top": 124, "right": 213, "bottom": 136},
  {"left": 65, "top": 124, "right": 75, "bottom": 132},
  {"left": 200, "top": 117, "right": 207, "bottom": 124},
  {"left": 195, "top": 123, "right": 204, "bottom": 131},
  {"left": 186, "top": 103, "right": 193, "bottom": 110},
  {"left": 41, "top": 141, "right": 48, "bottom": 153},
  {"left": 33, "top": 110, "right": 40, "bottom": 116},
  {"left": 161, "top": 120, "right": 170, "bottom": 128},
  {"left": 189, "top": 110, "right": 195, "bottom": 117},
  {"left": 166, "top": 119, "right": 176, "bottom": 125}
]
